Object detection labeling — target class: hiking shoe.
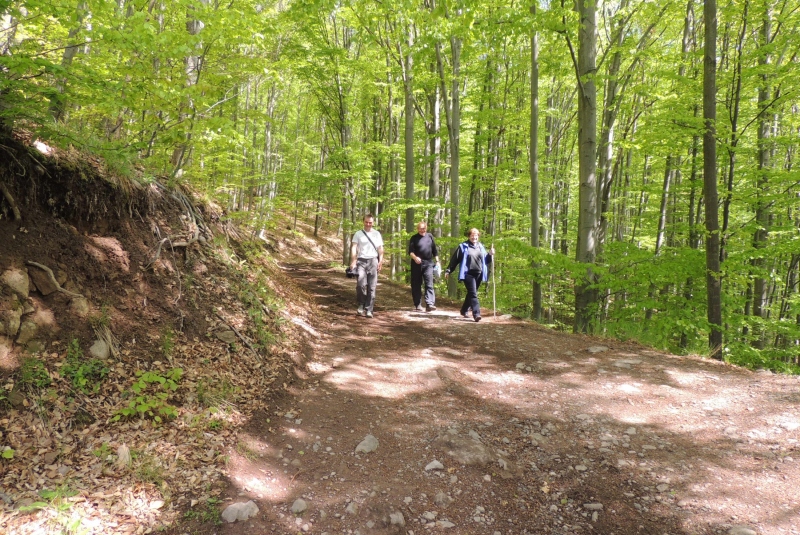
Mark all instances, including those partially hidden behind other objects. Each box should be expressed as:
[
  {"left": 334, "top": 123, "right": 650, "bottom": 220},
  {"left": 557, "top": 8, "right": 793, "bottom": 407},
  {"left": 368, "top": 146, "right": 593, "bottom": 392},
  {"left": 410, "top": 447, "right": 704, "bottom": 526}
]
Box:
[
  {"left": 365, "top": 311, "right": 374, "bottom": 318},
  {"left": 474, "top": 315, "right": 482, "bottom": 322},
  {"left": 357, "top": 305, "right": 365, "bottom": 316},
  {"left": 426, "top": 304, "right": 436, "bottom": 312},
  {"left": 415, "top": 305, "right": 424, "bottom": 311},
  {"left": 461, "top": 312, "right": 470, "bottom": 319}
]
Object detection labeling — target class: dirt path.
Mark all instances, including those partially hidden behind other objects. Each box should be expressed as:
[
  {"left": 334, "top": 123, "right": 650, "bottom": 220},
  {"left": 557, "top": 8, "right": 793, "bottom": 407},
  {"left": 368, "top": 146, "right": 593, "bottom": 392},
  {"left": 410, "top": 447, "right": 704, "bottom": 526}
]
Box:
[{"left": 196, "top": 263, "right": 800, "bottom": 535}]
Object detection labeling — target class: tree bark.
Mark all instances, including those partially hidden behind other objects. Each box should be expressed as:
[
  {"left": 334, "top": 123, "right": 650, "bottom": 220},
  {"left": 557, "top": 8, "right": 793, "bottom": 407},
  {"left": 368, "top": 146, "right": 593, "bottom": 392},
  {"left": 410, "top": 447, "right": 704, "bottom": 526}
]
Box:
[
  {"left": 703, "top": 0, "right": 723, "bottom": 360},
  {"left": 530, "top": 5, "right": 542, "bottom": 321},
  {"left": 573, "top": 0, "right": 598, "bottom": 334}
]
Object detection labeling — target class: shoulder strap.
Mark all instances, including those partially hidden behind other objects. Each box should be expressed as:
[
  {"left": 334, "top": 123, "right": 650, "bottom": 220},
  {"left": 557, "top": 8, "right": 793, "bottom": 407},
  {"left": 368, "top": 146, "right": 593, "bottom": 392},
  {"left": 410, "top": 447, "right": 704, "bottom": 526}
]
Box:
[{"left": 361, "top": 230, "right": 379, "bottom": 253}]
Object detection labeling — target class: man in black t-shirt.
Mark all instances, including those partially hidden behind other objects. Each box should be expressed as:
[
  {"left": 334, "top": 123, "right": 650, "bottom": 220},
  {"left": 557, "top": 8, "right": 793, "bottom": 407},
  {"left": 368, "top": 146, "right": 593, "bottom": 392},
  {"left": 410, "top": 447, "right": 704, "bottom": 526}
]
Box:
[{"left": 407, "top": 221, "right": 440, "bottom": 312}]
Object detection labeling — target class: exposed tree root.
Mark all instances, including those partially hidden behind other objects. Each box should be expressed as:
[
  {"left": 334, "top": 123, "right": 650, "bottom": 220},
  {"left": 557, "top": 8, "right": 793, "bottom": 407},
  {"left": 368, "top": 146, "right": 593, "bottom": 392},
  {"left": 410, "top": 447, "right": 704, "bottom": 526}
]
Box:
[
  {"left": 25, "top": 261, "right": 84, "bottom": 298},
  {"left": 142, "top": 183, "right": 213, "bottom": 270},
  {"left": 0, "top": 181, "right": 22, "bottom": 222}
]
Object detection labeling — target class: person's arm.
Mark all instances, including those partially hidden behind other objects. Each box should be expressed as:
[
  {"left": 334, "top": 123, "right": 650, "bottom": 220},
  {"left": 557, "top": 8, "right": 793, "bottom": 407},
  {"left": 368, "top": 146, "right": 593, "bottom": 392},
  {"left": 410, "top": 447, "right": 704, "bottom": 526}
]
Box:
[
  {"left": 431, "top": 237, "right": 440, "bottom": 264},
  {"left": 349, "top": 237, "right": 358, "bottom": 270},
  {"left": 485, "top": 244, "right": 494, "bottom": 266},
  {"left": 377, "top": 245, "right": 385, "bottom": 271},
  {"left": 408, "top": 236, "right": 422, "bottom": 264},
  {"left": 444, "top": 245, "right": 461, "bottom": 277}
]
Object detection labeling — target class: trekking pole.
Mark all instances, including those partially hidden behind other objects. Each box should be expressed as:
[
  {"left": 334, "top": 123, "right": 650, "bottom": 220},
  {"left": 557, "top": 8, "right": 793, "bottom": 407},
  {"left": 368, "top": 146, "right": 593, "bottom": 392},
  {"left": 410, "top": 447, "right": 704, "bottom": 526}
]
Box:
[{"left": 492, "top": 242, "right": 496, "bottom": 318}]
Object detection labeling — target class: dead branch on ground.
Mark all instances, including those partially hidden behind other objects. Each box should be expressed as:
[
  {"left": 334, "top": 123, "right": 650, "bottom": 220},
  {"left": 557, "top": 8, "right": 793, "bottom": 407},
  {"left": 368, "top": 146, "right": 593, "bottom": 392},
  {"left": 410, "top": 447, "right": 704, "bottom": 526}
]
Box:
[{"left": 215, "top": 311, "right": 260, "bottom": 359}]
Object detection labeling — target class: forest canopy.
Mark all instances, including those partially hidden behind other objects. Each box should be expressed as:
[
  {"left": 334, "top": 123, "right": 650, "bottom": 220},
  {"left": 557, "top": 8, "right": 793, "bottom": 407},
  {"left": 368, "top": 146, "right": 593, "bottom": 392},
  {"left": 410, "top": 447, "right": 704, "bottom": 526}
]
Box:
[{"left": 1, "top": 0, "right": 799, "bottom": 372}]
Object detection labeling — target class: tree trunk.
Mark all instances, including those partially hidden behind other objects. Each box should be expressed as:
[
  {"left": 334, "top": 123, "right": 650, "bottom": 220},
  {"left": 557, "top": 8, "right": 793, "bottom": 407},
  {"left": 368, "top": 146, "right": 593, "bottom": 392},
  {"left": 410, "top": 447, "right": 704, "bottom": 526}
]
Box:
[
  {"left": 573, "top": 0, "right": 598, "bottom": 334},
  {"left": 403, "top": 29, "right": 415, "bottom": 233},
  {"left": 530, "top": 6, "right": 542, "bottom": 321},
  {"left": 703, "top": 0, "right": 723, "bottom": 360},
  {"left": 49, "top": 1, "right": 89, "bottom": 122},
  {"left": 752, "top": 3, "right": 773, "bottom": 349}
]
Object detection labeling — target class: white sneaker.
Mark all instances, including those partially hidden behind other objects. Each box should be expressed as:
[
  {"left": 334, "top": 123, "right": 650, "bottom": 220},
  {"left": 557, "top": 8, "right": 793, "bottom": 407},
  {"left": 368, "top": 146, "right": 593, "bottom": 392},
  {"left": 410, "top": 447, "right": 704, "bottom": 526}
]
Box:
[
  {"left": 365, "top": 311, "right": 373, "bottom": 318},
  {"left": 357, "top": 305, "right": 365, "bottom": 316}
]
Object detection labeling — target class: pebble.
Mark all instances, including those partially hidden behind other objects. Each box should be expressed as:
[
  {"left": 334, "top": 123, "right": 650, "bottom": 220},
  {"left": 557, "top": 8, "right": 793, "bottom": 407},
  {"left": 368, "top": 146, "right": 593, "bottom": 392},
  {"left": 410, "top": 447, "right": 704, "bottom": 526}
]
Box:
[
  {"left": 390, "top": 512, "right": 405, "bottom": 526},
  {"left": 425, "top": 460, "right": 444, "bottom": 471},
  {"left": 345, "top": 502, "right": 358, "bottom": 515},
  {"left": 355, "top": 434, "right": 379, "bottom": 454},
  {"left": 728, "top": 527, "right": 757, "bottom": 535},
  {"left": 583, "top": 503, "right": 603, "bottom": 511},
  {"left": 291, "top": 499, "right": 308, "bottom": 514}
]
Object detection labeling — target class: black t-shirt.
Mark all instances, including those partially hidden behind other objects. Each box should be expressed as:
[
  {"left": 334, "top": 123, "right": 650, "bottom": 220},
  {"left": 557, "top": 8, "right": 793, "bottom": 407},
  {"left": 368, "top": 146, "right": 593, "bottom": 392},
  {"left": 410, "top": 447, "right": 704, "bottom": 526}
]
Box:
[{"left": 408, "top": 233, "right": 439, "bottom": 261}]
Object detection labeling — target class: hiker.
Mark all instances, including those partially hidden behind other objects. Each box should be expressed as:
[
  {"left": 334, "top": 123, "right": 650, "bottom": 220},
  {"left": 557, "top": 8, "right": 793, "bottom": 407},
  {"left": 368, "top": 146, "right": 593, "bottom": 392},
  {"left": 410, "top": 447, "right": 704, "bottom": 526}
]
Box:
[
  {"left": 349, "top": 213, "right": 384, "bottom": 319},
  {"left": 444, "top": 228, "right": 494, "bottom": 322},
  {"left": 408, "top": 220, "right": 441, "bottom": 312}
]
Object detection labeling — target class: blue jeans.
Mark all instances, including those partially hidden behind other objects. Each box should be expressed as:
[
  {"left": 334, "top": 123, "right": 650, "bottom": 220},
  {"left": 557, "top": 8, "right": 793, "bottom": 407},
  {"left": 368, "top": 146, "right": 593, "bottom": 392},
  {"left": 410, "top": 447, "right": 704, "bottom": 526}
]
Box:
[
  {"left": 460, "top": 270, "right": 483, "bottom": 318},
  {"left": 411, "top": 259, "right": 436, "bottom": 308},
  {"left": 356, "top": 257, "right": 378, "bottom": 312}
]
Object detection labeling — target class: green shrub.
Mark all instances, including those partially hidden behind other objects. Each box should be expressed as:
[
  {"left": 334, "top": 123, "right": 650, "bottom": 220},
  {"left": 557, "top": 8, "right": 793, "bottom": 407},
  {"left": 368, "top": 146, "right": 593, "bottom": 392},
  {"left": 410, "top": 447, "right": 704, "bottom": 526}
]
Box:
[
  {"left": 113, "top": 369, "right": 183, "bottom": 423},
  {"left": 61, "top": 339, "right": 109, "bottom": 394},
  {"left": 19, "top": 358, "right": 51, "bottom": 389}
]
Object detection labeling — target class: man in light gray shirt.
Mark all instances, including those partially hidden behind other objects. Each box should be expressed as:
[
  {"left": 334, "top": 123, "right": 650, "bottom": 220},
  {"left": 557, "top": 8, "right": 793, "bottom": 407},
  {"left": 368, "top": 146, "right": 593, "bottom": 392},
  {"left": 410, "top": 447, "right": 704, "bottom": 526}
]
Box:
[{"left": 349, "top": 214, "right": 384, "bottom": 318}]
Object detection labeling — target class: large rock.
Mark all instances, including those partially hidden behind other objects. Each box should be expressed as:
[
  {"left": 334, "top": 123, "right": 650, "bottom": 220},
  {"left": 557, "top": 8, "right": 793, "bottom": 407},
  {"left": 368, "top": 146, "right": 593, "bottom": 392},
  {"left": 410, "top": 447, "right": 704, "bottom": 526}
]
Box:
[
  {"left": 1, "top": 305, "right": 22, "bottom": 337},
  {"left": 28, "top": 267, "right": 59, "bottom": 296},
  {"left": 221, "top": 500, "right": 259, "bottom": 523},
  {"left": 89, "top": 340, "right": 110, "bottom": 360},
  {"left": 434, "top": 429, "right": 494, "bottom": 466},
  {"left": 214, "top": 329, "right": 238, "bottom": 345},
  {"left": 16, "top": 320, "right": 38, "bottom": 345},
  {"left": 1, "top": 269, "right": 29, "bottom": 299},
  {"left": 69, "top": 297, "right": 90, "bottom": 318},
  {"left": 0, "top": 336, "right": 17, "bottom": 371}
]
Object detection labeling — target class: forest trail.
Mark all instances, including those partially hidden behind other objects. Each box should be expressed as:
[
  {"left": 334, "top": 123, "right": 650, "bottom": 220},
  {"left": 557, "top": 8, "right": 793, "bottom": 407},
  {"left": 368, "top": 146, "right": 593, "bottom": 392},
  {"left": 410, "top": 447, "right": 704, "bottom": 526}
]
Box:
[{"left": 192, "top": 262, "right": 800, "bottom": 535}]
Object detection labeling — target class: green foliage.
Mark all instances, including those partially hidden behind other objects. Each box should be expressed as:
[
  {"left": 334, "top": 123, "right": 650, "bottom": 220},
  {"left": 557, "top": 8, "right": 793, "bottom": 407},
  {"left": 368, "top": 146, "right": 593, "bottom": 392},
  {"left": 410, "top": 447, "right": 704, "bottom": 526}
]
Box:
[
  {"left": 19, "top": 358, "right": 51, "bottom": 390},
  {"left": 132, "top": 450, "right": 166, "bottom": 486},
  {"left": 92, "top": 442, "right": 113, "bottom": 461},
  {"left": 18, "top": 485, "right": 78, "bottom": 513},
  {"left": 61, "top": 339, "right": 109, "bottom": 394},
  {"left": 1, "top": 447, "right": 14, "bottom": 460},
  {"left": 196, "top": 378, "right": 236, "bottom": 408},
  {"left": 183, "top": 497, "right": 223, "bottom": 525},
  {"left": 113, "top": 369, "right": 183, "bottom": 423},
  {"left": 88, "top": 306, "right": 111, "bottom": 330},
  {"left": 161, "top": 326, "right": 175, "bottom": 359}
]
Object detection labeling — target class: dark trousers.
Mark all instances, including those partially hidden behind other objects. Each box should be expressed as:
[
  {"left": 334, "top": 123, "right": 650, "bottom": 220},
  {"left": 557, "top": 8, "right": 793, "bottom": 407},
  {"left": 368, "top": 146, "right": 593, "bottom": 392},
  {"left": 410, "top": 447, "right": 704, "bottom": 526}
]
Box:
[
  {"left": 410, "top": 260, "right": 436, "bottom": 308},
  {"left": 460, "top": 270, "right": 483, "bottom": 318}
]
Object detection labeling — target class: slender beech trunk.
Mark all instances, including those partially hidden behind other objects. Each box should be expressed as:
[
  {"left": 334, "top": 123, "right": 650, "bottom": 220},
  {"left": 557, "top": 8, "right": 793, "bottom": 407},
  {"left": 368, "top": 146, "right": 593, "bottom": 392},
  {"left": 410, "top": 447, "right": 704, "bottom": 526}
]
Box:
[
  {"left": 704, "top": 0, "right": 723, "bottom": 360},
  {"left": 573, "top": 0, "right": 598, "bottom": 334},
  {"left": 530, "top": 5, "right": 542, "bottom": 321},
  {"left": 49, "top": 1, "right": 89, "bottom": 121},
  {"left": 436, "top": 33, "right": 462, "bottom": 298},
  {"left": 403, "top": 27, "right": 415, "bottom": 233}
]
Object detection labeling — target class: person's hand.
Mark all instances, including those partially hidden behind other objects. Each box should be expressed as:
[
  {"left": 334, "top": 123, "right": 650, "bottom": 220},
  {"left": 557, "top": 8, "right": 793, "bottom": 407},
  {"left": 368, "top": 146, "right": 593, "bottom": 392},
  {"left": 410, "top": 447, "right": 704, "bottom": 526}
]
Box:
[
  {"left": 413, "top": 256, "right": 422, "bottom": 265},
  {"left": 444, "top": 271, "right": 449, "bottom": 279},
  {"left": 349, "top": 263, "right": 356, "bottom": 271},
  {"left": 490, "top": 245, "right": 495, "bottom": 255},
  {"left": 377, "top": 259, "right": 383, "bottom": 271}
]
